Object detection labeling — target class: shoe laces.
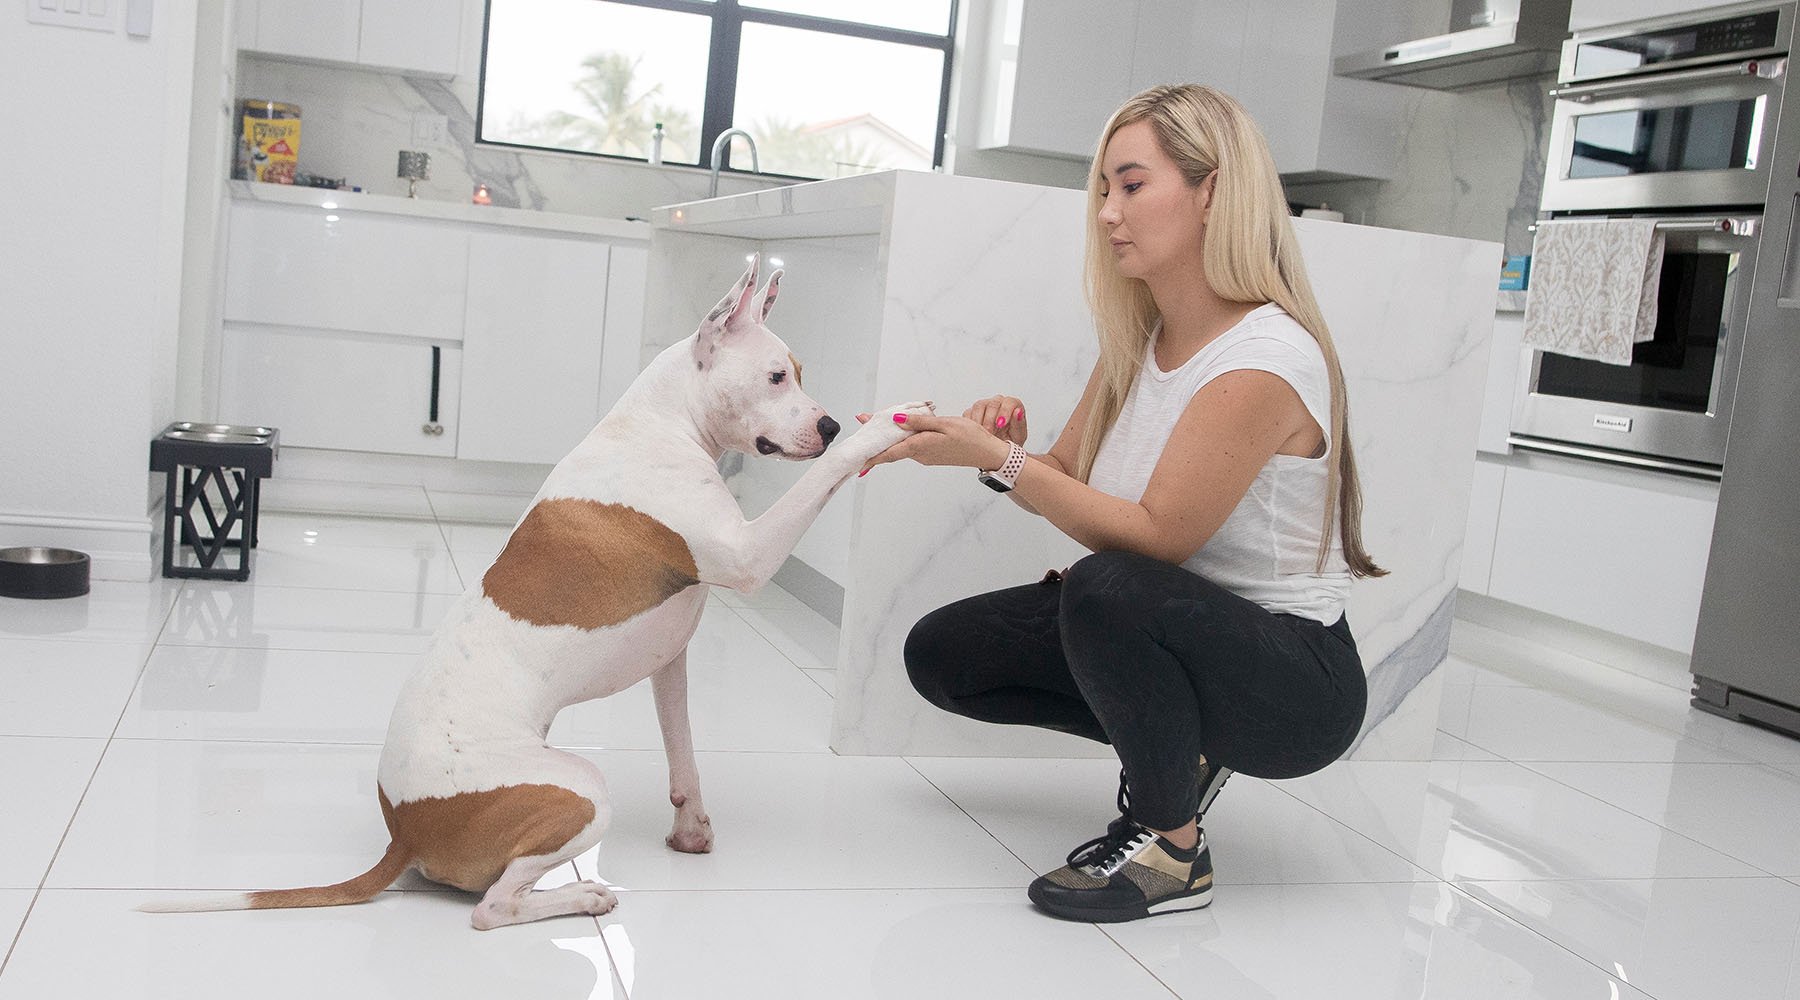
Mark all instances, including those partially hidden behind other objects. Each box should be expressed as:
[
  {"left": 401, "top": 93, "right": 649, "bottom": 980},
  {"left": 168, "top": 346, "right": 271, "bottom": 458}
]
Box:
[{"left": 1066, "top": 771, "right": 1154, "bottom": 877}]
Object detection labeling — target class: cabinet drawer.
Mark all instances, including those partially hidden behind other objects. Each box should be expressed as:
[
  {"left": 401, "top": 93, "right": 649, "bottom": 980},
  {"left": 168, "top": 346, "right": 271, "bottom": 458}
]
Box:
[
  {"left": 224, "top": 203, "right": 468, "bottom": 340},
  {"left": 457, "top": 232, "right": 610, "bottom": 464},
  {"left": 1487, "top": 462, "right": 1717, "bottom": 652},
  {"left": 218, "top": 325, "right": 461, "bottom": 457}
]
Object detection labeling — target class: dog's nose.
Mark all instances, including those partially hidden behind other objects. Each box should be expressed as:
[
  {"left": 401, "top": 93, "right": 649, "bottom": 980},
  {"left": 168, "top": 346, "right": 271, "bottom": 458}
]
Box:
[{"left": 817, "top": 415, "right": 840, "bottom": 445}]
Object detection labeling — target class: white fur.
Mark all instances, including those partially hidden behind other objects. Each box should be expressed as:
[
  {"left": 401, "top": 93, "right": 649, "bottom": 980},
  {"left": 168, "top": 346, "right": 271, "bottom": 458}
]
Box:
[{"left": 367, "top": 255, "right": 927, "bottom": 918}]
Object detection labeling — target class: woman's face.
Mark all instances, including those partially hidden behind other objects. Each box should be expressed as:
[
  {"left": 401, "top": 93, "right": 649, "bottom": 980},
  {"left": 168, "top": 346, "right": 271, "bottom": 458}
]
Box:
[{"left": 1096, "top": 119, "right": 1213, "bottom": 283}]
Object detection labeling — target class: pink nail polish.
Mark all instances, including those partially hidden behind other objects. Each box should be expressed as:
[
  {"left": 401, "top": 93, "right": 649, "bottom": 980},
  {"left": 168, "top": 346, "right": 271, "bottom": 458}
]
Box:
[
  {"left": 1014, "top": 407, "right": 1024, "bottom": 420},
  {"left": 858, "top": 468, "right": 869, "bottom": 478},
  {"left": 893, "top": 413, "right": 907, "bottom": 424},
  {"left": 996, "top": 416, "right": 1007, "bottom": 429}
]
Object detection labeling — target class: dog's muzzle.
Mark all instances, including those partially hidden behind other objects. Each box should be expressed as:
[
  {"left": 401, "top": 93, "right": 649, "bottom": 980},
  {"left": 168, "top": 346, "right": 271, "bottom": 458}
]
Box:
[
  {"left": 754, "top": 437, "right": 781, "bottom": 455},
  {"left": 817, "top": 415, "right": 840, "bottom": 446}
]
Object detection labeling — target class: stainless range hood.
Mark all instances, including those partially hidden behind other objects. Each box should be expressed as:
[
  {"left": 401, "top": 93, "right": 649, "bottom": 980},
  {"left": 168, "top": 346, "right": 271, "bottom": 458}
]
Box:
[{"left": 1335, "top": 0, "right": 1572, "bottom": 91}]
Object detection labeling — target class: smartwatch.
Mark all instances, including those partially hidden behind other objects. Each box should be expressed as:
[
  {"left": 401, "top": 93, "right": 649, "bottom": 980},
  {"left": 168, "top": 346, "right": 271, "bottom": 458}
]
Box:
[{"left": 977, "top": 442, "right": 1029, "bottom": 493}]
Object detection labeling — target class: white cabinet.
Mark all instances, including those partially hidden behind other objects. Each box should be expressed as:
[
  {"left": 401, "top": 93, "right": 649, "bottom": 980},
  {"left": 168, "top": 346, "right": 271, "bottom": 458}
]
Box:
[
  {"left": 457, "top": 232, "right": 612, "bottom": 465},
  {"left": 219, "top": 191, "right": 650, "bottom": 465},
  {"left": 248, "top": 0, "right": 359, "bottom": 65},
  {"left": 1484, "top": 457, "right": 1718, "bottom": 654},
  {"left": 239, "top": 0, "right": 463, "bottom": 78},
  {"left": 224, "top": 203, "right": 469, "bottom": 340},
  {"left": 979, "top": 0, "right": 1404, "bottom": 177},
  {"left": 600, "top": 244, "right": 649, "bottom": 420},
  {"left": 218, "top": 325, "right": 461, "bottom": 457},
  {"left": 1459, "top": 458, "right": 1505, "bottom": 593},
  {"left": 977, "top": 0, "right": 1138, "bottom": 159}
]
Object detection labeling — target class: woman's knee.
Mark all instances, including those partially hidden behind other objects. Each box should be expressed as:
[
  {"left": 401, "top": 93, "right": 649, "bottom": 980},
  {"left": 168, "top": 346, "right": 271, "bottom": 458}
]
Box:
[
  {"left": 902, "top": 604, "right": 963, "bottom": 704},
  {"left": 1059, "top": 551, "right": 1163, "bottom": 628}
]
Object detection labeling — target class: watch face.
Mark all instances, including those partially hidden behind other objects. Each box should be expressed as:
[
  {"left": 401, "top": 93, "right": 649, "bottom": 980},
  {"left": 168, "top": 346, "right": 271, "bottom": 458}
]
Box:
[{"left": 978, "top": 472, "right": 1012, "bottom": 493}]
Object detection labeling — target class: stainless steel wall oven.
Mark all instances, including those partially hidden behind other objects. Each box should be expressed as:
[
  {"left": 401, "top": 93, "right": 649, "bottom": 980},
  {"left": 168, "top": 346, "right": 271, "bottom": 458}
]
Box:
[{"left": 1514, "top": 3, "right": 1792, "bottom": 478}]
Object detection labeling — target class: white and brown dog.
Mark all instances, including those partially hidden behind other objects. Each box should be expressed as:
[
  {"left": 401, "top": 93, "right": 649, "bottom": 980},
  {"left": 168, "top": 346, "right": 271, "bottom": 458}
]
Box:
[{"left": 142, "top": 255, "right": 929, "bottom": 929}]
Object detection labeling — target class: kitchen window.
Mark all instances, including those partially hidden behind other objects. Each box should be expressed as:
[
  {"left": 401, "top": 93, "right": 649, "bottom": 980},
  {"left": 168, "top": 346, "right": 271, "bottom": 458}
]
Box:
[{"left": 477, "top": 0, "right": 957, "bottom": 180}]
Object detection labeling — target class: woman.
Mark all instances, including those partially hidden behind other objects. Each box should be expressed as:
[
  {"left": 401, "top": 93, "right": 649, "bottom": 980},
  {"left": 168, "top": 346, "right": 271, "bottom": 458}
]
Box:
[{"left": 858, "top": 84, "right": 1383, "bottom": 924}]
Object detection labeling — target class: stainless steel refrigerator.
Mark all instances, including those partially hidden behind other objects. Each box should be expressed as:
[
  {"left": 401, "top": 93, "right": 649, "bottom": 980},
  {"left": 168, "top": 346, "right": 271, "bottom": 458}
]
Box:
[{"left": 1690, "top": 32, "right": 1800, "bottom": 740}]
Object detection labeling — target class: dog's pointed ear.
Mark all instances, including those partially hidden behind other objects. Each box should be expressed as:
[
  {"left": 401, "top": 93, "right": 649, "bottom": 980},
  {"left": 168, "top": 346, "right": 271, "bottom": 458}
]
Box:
[
  {"left": 756, "top": 269, "right": 783, "bottom": 324},
  {"left": 695, "top": 255, "right": 760, "bottom": 370},
  {"left": 704, "top": 255, "right": 760, "bottom": 332}
]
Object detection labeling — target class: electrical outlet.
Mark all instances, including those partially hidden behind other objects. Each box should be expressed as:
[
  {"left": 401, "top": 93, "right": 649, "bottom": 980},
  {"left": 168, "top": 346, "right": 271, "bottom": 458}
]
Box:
[{"left": 411, "top": 114, "right": 450, "bottom": 148}]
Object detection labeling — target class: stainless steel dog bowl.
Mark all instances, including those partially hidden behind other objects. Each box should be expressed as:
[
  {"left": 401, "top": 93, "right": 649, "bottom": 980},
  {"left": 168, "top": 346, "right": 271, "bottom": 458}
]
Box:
[
  {"left": 162, "top": 429, "right": 275, "bottom": 446},
  {"left": 0, "top": 547, "right": 91, "bottom": 599},
  {"left": 170, "top": 421, "right": 276, "bottom": 437}
]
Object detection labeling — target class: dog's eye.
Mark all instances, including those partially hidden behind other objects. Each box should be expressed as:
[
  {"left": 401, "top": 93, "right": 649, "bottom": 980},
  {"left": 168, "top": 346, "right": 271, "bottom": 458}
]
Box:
[{"left": 769, "top": 371, "right": 786, "bottom": 385}]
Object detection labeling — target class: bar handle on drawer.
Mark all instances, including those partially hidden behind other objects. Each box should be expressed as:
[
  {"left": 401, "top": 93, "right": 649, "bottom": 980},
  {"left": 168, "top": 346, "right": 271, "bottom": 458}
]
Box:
[
  {"left": 423, "top": 345, "right": 444, "bottom": 436},
  {"left": 1507, "top": 435, "right": 1722, "bottom": 480}
]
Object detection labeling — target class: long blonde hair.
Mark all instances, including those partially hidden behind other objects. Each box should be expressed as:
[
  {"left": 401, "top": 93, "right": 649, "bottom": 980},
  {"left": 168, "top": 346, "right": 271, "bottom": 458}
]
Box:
[{"left": 1077, "top": 84, "right": 1385, "bottom": 578}]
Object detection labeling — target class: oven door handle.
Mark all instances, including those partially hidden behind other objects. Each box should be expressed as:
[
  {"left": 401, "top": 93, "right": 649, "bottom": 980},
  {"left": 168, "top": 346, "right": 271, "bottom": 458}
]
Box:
[
  {"left": 1507, "top": 436, "right": 1724, "bottom": 481},
  {"left": 1552, "top": 57, "right": 1786, "bottom": 102},
  {"left": 1531, "top": 217, "right": 1760, "bottom": 237}
]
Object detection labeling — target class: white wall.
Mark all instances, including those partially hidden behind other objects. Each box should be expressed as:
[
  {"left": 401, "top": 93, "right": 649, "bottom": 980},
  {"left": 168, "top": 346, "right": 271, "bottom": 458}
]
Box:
[{"left": 0, "top": 2, "right": 200, "bottom": 580}]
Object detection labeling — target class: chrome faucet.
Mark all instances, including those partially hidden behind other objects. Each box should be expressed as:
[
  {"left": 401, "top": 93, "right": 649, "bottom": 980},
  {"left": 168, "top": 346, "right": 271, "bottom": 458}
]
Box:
[{"left": 707, "top": 128, "right": 760, "bottom": 198}]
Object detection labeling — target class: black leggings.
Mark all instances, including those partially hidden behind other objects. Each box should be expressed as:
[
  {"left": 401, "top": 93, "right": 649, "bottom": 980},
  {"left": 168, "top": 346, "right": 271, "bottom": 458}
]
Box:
[{"left": 903, "top": 550, "right": 1368, "bottom": 831}]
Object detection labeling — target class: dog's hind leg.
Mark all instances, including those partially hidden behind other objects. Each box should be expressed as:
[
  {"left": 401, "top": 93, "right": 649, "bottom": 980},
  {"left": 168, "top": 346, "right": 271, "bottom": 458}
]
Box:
[
  {"left": 385, "top": 751, "right": 616, "bottom": 929},
  {"left": 653, "top": 649, "right": 714, "bottom": 854},
  {"left": 470, "top": 849, "right": 617, "bottom": 930}
]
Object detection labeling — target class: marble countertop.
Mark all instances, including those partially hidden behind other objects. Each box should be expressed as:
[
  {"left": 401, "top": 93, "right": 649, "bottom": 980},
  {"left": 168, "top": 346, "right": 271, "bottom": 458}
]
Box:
[
  {"left": 228, "top": 180, "right": 653, "bottom": 241},
  {"left": 1497, "top": 290, "right": 1527, "bottom": 313},
  {"left": 653, "top": 171, "right": 895, "bottom": 239}
]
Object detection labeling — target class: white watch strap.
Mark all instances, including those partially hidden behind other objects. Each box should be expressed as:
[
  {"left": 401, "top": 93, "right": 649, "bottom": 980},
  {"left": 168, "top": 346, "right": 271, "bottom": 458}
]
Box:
[{"left": 990, "top": 442, "right": 1028, "bottom": 489}]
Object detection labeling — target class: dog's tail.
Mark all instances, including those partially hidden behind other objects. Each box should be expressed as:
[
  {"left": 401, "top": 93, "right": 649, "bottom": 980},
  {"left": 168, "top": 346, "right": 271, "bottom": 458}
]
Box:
[{"left": 136, "top": 841, "right": 412, "bottom": 913}]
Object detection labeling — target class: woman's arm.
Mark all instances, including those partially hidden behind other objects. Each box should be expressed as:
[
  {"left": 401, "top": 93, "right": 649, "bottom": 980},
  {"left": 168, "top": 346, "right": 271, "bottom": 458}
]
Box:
[
  {"left": 998, "top": 363, "right": 1103, "bottom": 514},
  {"left": 873, "top": 369, "right": 1317, "bottom": 564}
]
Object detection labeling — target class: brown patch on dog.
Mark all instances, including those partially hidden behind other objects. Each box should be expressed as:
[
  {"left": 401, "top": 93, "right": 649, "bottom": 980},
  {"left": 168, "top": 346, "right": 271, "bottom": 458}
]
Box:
[
  {"left": 380, "top": 785, "right": 596, "bottom": 893},
  {"left": 483, "top": 498, "right": 699, "bottom": 629},
  {"left": 788, "top": 353, "right": 804, "bottom": 387}
]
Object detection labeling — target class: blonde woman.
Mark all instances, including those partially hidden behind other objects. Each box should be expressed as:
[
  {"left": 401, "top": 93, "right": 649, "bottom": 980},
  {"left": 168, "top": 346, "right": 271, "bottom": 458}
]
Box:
[{"left": 859, "top": 85, "right": 1383, "bottom": 923}]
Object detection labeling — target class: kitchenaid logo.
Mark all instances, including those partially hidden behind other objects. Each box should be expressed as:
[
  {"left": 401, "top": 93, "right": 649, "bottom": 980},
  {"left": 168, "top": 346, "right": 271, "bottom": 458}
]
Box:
[{"left": 1593, "top": 414, "right": 1633, "bottom": 433}]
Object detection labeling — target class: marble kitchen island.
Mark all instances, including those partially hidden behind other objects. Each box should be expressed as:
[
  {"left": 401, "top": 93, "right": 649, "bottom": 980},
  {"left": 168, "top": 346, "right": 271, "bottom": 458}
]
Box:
[{"left": 644, "top": 170, "right": 1498, "bottom": 757}]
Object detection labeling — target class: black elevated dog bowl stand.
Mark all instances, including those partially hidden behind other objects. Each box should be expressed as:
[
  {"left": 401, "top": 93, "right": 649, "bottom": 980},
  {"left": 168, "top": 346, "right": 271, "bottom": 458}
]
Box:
[{"left": 149, "top": 423, "right": 278, "bottom": 581}]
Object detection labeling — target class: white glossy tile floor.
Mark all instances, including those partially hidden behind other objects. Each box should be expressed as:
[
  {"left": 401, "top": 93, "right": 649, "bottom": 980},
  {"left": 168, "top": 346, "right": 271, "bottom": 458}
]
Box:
[{"left": 3, "top": 509, "right": 1799, "bottom": 999}]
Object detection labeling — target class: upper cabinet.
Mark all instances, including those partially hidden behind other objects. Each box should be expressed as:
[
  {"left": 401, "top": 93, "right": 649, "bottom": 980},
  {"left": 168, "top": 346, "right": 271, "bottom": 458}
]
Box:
[
  {"left": 238, "top": 0, "right": 464, "bottom": 79},
  {"left": 976, "top": 0, "right": 1406, "bottom": 180}
]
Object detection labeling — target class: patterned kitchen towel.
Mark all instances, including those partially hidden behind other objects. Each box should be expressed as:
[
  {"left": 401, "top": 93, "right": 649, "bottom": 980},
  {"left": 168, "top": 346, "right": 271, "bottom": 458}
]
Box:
[{"left": 1521, "top": 219, "right": 1665, "bottom": 365}]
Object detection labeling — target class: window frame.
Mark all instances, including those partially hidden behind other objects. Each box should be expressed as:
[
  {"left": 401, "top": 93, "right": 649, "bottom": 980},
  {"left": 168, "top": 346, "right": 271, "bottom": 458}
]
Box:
[{"left": 474, "top": 0, "right": 959, "bottom": 180}]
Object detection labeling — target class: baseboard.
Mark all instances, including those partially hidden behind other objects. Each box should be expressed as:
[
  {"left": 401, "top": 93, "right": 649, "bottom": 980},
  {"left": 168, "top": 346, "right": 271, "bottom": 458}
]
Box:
[
  {"left": 772, "top": 557, "right": 845, "bottom": 626},
  {"left": 0, "top": 510, "right": 156, "bottom": 582},
  {"left": 257, "top": 447, "right": 543, "bottom": 524},
  {"left": 1453, "top": 589, "right": 1693, "bottom": 690}
]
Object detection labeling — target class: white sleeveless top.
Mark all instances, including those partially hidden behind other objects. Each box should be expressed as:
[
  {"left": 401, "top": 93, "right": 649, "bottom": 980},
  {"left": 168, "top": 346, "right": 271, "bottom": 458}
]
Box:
[{"left": 1087, "top": 303, "right": 1351, "bottom": 624}]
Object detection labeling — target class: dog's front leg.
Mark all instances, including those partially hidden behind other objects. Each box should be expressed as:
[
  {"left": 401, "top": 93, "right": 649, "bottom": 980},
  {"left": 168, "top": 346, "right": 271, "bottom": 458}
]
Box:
[
  {"left": 706, "top": 401, "right": 932, "bottom": 593},
  {"left": 652, "top": 649, "right": 713, "bottom": 854}
]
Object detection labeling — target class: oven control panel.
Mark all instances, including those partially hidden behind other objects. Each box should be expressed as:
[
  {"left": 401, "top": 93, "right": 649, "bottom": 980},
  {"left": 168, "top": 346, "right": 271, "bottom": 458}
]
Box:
[{"left": 1568, "top": 7, "right": 1788, "bottom": 82}]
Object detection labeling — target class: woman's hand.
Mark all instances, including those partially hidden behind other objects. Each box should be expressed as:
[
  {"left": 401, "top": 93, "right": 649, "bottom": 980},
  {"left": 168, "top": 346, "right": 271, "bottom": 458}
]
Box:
[
  {"left": 964, "top": 395, "right": 1029, "bottom": 446},
  {"left": 854, "top": 410, "right": 1012, "bottom": 475}
]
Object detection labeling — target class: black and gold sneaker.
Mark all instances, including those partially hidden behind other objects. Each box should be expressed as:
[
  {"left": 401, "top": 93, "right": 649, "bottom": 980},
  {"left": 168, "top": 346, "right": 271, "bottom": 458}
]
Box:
[{"left": 1027, "top": 816, "right": 1214, "bottom": 923}]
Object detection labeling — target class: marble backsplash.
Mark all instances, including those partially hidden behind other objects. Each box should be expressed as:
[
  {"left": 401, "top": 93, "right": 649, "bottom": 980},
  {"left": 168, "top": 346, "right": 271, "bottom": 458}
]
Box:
[
  {"left": 1286, "top": 75, "right": 1558, "bottom": 260},
  {"left": 235, "top": 57, "right": 795, "bottom": 222}
]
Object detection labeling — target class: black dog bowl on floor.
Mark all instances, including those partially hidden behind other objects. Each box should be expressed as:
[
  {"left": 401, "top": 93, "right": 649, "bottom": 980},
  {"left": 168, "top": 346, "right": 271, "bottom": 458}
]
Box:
[{"left": 0, "top": 547, "right": 91, "bottom": 599}]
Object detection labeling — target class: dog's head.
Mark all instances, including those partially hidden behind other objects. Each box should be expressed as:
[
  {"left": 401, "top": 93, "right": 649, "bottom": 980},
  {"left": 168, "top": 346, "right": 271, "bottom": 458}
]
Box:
[{"left": 690, "top": 254, "right": 838, "bottom": 460}]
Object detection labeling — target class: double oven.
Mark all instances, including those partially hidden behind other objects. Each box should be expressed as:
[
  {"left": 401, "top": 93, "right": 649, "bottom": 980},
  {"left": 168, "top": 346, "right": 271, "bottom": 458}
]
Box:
[{"left": 1512, "top": 2, "right": 1792, "bottom": 478}]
